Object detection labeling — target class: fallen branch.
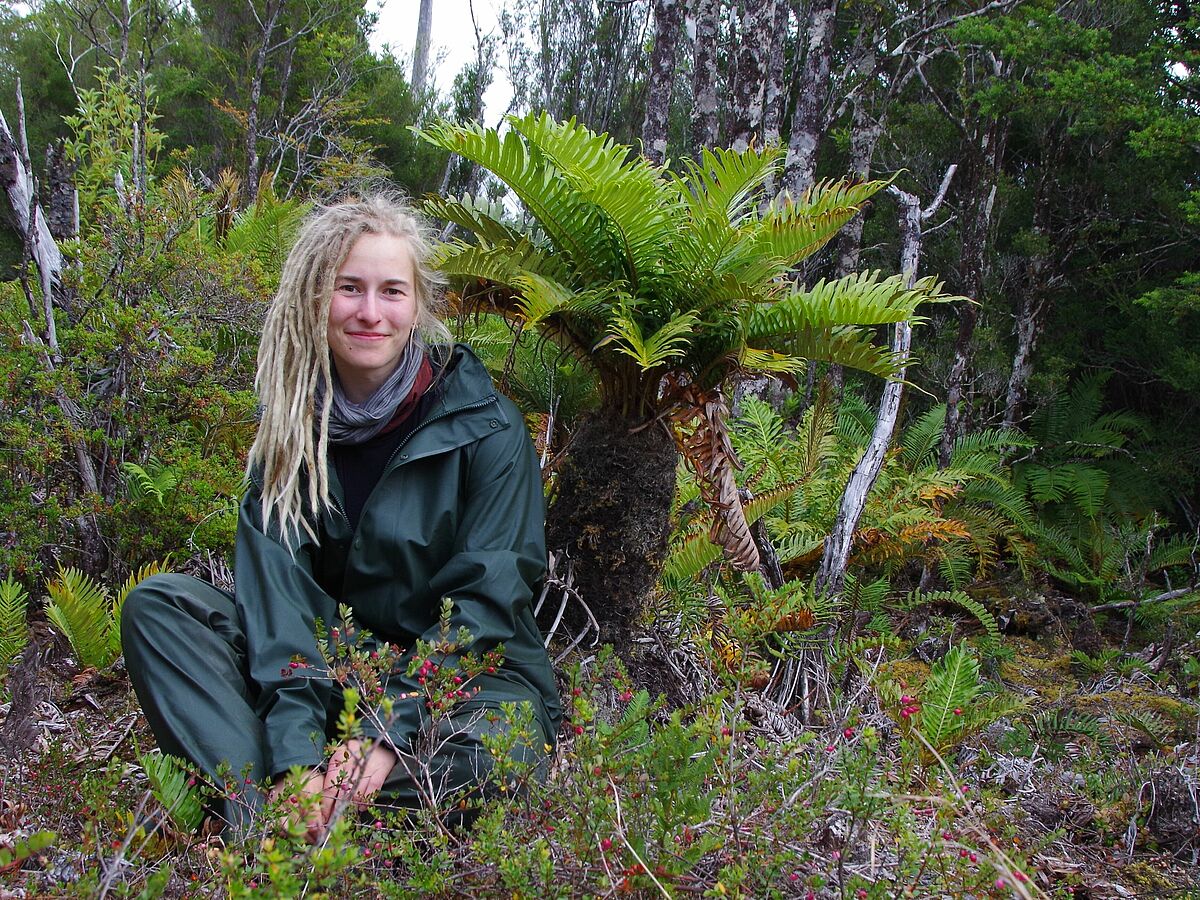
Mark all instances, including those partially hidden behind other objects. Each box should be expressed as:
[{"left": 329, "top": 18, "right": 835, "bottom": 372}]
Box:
[{"left": 1090, "top": 586, "right": 1198, "bottom": 615}]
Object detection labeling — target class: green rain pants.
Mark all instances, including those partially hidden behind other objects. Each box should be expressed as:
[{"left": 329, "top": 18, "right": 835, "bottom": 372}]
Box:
[{"left": 122, "top": 573, "right": 548, "bottom": 831}]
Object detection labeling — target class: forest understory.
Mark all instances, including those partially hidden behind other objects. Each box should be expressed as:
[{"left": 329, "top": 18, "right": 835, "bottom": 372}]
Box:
[{"left": 1, "top": 0, "right": 1198, "bottom": 895}]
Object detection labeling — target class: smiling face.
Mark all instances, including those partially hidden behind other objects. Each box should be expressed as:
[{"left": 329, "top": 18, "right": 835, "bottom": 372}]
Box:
[{"left": 326, "top": 232, "right": 419, "bottom": 403}]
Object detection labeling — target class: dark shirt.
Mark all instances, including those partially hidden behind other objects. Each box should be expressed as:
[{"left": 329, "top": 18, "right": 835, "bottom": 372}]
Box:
[{"left": 331, "top": 385, "right": 440, "bottom": 532}]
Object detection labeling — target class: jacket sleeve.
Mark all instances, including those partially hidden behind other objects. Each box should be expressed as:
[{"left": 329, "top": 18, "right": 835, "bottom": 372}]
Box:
[
  {"left": 235, "top": 488, "right": 337, "bottom": 777},
  {"left": 361, "top": 399, "right": 548, "bottom": 749}
]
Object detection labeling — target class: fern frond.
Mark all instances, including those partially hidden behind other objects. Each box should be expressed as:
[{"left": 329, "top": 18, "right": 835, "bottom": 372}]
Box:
[
  {"left": 113, "top": 560, "right": 171, "bottom": 651},
  {"left": 0, "top": 576, "right": 30, "bottom": 670},
  {"left": 140, "top": 751, "right": 205, "bottom": 832},
  {"left": 916, "top": 644, "right": 982, "bottom": 751},
  {"left": 45, "top": 567, "right": 119, "bottom": 669},
  {"left": 596, "top": 308, "right": 698, "bottom": 371},
  {"left": 1113, "top": 709, "right": 1172, "bottom": 748},
  {"left": 676, "top": 145, "right": 783, "bottom": 223},
  {"left": 902, "top": 589, "right": 1003, "bottom": 656},
  {"left": 418, "top": 118, "right": 621, "bottom": 281}
]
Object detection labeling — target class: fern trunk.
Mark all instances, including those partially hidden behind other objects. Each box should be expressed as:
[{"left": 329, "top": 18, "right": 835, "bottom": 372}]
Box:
[{"left": 544, "top": 406, "right": 678, "bottom": 661}]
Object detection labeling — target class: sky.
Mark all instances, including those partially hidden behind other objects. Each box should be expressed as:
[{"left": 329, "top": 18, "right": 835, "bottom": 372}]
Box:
[{"left": 368, "top": 0, "right": 511, "bottom": 124}]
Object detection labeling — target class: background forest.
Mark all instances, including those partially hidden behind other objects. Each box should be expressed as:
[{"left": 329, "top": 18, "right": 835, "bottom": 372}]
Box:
[{"left": 1, "top": 0, "right": 1199, "bottom": 896}]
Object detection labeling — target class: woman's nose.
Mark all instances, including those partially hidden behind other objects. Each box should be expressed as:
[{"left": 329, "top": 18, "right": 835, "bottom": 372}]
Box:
[{"left": 356, "top": 291, "right": 382, "bottom": 322}]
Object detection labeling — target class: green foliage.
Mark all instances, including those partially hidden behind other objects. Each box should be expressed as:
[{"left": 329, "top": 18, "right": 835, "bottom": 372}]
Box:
[
  {"left": 1113, "top": 709, "right": 1173, "bottom": 748},
  {"left": 140, "top": 752, "right": 205, "bottom": 833},
  {"left": 419, "top": 113, "right": 955, "bottom": 417},
  {"left": 0, "top": 575, "right": 30, "bottom": 672},
  {"left": 0, "top": 829, "right": 55, "bottom": 869},
  {"left": 905, "top": 645, "right": 1025, "bottom": 760},
  {"left": 900, "top": 589, "right": 1004, "bottom": 658},
  {"left": 45, "top": 567, "right": 121, "bottom": 669},
  {"left": 1027, "top": 709, "right": 1113, "bottom": 758},
  {"left": 45, "top": 562, "right": 167, "bottom": 669}
]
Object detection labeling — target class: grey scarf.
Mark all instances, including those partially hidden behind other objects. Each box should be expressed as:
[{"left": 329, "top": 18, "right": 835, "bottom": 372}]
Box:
[{"left": 326, "top": 337, "right": 425, "bottom": 446}]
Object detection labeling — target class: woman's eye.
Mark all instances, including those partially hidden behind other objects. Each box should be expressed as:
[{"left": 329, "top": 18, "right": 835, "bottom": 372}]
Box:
[{"left": 337, "top": 282, "right": 360, "bottom": 293}]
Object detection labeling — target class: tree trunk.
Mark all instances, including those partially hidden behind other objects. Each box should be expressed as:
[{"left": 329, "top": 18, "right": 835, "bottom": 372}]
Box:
[
  {"left": 544, "top": 407, "right": 678, "bottom": 661},
  {"left": 0, "top": 107, "right": 64, "bottom": 337},
  {"left": 761, "top": 0, "right": 790, "bottom": 147},
  {"left": 939, "top": 114, "right": 1006, "bottom": 468},
  {"left": 727, "top": 0, "right": 774, "bottom": 153},
  {"left": 832, "top": 96, "right": 882, "bottom": 278},
  {"left": 784, "top": 0, "right": 837, "bottom": 198},
  {"left": 818, "top": 168, "right": 955, "bottom": 596},
  {"left": 1003, "top": 179, "right": 1054, "bottom": 429},
  {"left": 689, "top": 0, "right": 720, "bottom": 152},
  {"left": 642, "top": 0, "right": 683, "bottom": 164},
  {"left": 244, "top": 0, "right": 284, "bottom": 206},
  {"left": 411, "top": 0, "right": 434, "bottom": 97}
]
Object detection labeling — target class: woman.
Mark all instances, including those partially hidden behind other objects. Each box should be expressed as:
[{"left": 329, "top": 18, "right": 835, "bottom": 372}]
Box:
[{"left": 122, "top": 195, "right": 561, "bottom": 836}]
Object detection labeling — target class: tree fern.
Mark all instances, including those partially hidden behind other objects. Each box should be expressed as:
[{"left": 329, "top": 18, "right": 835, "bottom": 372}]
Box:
[
  {"left": 0, "top": 575, "right": 30, "bottom": 671},
  {"left": 140, "top": 751, "right": 205, "bottom": 833}
]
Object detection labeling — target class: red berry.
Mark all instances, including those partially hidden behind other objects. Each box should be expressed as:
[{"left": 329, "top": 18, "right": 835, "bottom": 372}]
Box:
[{"left": 600, "top": 837, "right": 613, "bottom": 851}]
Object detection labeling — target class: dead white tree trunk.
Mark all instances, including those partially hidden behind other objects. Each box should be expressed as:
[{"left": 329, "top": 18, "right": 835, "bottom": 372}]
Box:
[
  {"left": 411, "top": 0, "right": 434, "bottom": 97},
  {"left": 816, "top": 165, "right": 956, "bottom": 596},
  {"left": 0, "top": 104, "right": 64, "bottom": 350},
  {"left": 642, "top": 0, "right": 683, "bottom": 164},
  {"left": 0, "top": 85, "right": 103, "bottom": 510},
  {"left": 689, "top": 0, "right": 720, "bottom": 152}
]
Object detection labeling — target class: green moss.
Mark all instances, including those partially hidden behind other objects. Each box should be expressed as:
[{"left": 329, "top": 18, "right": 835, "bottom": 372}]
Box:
[{"left": 999, "top": 637, "right": 1078, "bottom": 702}]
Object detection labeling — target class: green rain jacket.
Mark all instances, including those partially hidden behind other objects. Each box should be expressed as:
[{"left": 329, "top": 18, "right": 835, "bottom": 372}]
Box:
[{"left": 235, "top": 344, "right": 562, "bottom": 777}]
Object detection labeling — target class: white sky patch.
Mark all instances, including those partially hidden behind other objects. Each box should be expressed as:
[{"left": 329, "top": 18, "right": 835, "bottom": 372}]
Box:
[{"left": 368, "top": 0, "right": 512, "bottom": 125}]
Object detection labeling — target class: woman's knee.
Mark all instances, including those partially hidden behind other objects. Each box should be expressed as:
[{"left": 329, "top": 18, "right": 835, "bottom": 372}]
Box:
[{"left": 120, "top": 573, "right": 234, "bottom": 649}]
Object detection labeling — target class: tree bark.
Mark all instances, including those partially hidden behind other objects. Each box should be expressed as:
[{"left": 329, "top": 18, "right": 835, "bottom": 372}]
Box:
[
  {"left": 784, "top": 0, "right": 837, "bottom": 198},
  {"left": 0, "top": 107, "right": 64, "bottom": 339},
  {"left": 45, "top": 140, "right": 79, "bottom": 242},
  {"left": 411, "top": 0, "right": 434, "bottom": 97},
  {"left": 761, "top": 0, "right": 790, "bottom": 147},
  {"left": 727, "top": 0, "right": 774, "bottom": 153},
  {"left": 939, "top": 112, "right": 1006, "bottom": 468},
  {"left": 642, "top": 0, "right": 683, "bottom": 164},
  {"left": 543, "top": 408, "right": 678, "bottom": 661},
  {"left": 1003, "top": 178, "right": 1053, "bottom": 429},
  {"left": 689, "top": 0, "right": 720, "bottom": 152},
  {"left": 244, "top": 0, "right": 285, "bottom": 206}
]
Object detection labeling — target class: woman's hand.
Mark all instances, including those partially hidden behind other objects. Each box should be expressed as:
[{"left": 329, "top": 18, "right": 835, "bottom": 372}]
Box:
[
  {"left": 317, "top": 739, "right": 398, "bottom": 834},
  {"left": 269, "top": 767, "right": 328, "bottom": 842},
  {"left": 270, "top": 739, "right": 397, "bottom": 843}
]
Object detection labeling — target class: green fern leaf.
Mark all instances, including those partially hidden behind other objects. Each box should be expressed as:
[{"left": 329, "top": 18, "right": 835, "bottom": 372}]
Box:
[
  {"left": 45, "top": 567, "right": 118, "bottom": 669},
  {"left": 141, "top": 751, "right": 205, "bottom": 832},
  {"left": 917, "top": 645, "right": 982, "bottom": 751},
  {"left": 0, "top": 576, "right": 30, "bottom": 670}
]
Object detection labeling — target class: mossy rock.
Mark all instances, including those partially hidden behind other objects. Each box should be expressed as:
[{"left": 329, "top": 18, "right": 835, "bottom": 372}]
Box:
[
  {"left": 999, "top": 637, "right": 1078, "bottom": 702},
  {"left": 1121, "top": 860, "right": 1181, "bottom": 892},
  {"left": 878, "top": 658, "right": 931, "bottom": 694}
]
